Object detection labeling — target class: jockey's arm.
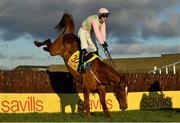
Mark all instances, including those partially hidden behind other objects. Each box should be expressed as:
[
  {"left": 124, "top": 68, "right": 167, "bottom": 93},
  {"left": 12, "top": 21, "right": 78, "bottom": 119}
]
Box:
[
  {"left": 100, "top": 22, "right": 106, "bottom": 41},
  {"left": 91, "top": 19, "right": 105, "bottom": 44}
]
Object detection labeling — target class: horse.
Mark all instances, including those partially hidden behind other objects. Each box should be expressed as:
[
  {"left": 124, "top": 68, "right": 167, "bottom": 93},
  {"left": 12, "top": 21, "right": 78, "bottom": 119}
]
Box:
[{"left": 34, "top": 13, "right": 128, "bottom": 118}]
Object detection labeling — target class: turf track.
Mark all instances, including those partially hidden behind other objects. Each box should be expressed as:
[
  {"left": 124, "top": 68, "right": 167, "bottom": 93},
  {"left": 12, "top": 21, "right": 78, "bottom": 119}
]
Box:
[{"left": 0, "top": 109, "right": 180, "bottom": 122}]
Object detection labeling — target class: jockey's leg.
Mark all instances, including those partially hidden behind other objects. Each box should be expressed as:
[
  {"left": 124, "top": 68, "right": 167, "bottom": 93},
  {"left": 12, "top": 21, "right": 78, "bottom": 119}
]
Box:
[
  {"left": 86, "top": 34, "right": 98, "bottom": 53},
  {"left": 77, "top": 28, "right": 88, "bottom": 73},
  {"left": 77, "top": 48, "right": 87, "bottom": 73}
]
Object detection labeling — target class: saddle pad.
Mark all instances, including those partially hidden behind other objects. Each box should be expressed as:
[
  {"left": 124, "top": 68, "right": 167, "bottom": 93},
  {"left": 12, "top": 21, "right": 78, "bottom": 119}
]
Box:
[{"left": 67, "top": 51, "right": 101, "bottom": 71}]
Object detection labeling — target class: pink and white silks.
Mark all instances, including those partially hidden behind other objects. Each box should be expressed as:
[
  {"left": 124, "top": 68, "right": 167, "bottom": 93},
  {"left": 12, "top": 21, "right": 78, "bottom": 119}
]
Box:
[{"left": 78, "top": 15, "right": 106, "bottom": 52}]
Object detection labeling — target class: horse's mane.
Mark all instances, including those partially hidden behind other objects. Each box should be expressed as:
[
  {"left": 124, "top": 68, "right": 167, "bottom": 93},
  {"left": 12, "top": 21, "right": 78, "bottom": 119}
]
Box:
[{"left": 55, "top": 13, "right": 75, "bottom": 34}]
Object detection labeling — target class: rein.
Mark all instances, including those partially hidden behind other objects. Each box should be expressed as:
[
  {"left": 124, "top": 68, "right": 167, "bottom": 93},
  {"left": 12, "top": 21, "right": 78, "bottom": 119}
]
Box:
[
  {"left": 90, "top": 68, "right": 101, "bottom": 84},
  {"left": 102, "top": 47, "right": 123, "bottom": 89},
  {"left": 104, "top": 50, "right": 116, "bottom": 69}
]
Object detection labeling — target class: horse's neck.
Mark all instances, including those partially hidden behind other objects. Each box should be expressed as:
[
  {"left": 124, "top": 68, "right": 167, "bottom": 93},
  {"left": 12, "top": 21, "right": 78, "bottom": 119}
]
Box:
[
  {"left": 63, "top": 46, "right": 77, "bottom": 64},
  {"left": 62, "top": 47, "right": 80, "bottom": 80}
]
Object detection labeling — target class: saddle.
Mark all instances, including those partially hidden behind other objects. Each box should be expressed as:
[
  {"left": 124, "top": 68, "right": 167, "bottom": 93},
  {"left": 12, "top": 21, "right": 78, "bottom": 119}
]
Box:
[{"left": 67, "top": 51, "right": 101, "bottom": 71}]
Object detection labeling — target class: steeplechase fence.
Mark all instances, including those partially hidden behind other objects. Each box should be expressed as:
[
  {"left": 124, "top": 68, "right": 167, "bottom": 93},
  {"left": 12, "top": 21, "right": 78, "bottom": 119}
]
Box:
[{"left": 0, "top": 70, "right": 180, "bottom": 113}]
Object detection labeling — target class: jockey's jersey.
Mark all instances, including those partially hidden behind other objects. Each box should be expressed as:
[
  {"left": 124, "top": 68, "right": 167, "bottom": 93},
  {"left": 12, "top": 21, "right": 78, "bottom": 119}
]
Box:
[{"left": 81, "top": 15, "right": 106, "bottom": 44}]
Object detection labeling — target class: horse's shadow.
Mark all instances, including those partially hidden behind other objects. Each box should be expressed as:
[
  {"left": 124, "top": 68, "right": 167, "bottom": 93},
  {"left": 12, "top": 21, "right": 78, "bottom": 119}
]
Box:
[
  {"left": 48, "top": 71, "right": 83, "bottom": 113},
  {"left": 140, "top": 80, "right": 172, "bottom": 110}
]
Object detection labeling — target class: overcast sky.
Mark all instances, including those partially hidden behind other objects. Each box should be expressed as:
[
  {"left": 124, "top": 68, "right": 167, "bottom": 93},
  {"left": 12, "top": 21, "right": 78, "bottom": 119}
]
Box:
[{"left": 0, "top": 0, "right": 180, "bottom": 69}]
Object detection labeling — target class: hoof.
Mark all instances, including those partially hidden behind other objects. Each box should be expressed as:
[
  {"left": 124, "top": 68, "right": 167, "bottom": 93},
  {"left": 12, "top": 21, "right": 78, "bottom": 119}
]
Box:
[
  {"left": 85, "top": 112, "right": 91, "bottom": 118},
  {"left": 43, "top": 47, "right": 50, "bottom": 52},
  {"left": 34, "top": 41, "right": 41, "bottom": 47},
  {"left": 104, "top": 112, "right": 111, "bottom": 118}
]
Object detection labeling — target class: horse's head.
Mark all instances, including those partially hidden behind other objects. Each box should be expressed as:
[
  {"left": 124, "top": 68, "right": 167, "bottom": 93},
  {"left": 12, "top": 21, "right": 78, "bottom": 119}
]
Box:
[{"left": 114, "top": 75, "right": 128, "bottom": 111}]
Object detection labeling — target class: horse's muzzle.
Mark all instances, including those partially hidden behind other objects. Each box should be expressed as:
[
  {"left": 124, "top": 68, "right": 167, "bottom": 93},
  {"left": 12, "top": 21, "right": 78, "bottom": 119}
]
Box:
[{"left": 120, "top": 104, "right": 128, "bottom": 111}]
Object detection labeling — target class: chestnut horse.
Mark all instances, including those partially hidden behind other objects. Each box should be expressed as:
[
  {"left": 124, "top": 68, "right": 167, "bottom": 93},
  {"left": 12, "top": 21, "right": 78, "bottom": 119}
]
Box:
[{"left": 34, "top": 13, "right": 128, "bottom": 118}]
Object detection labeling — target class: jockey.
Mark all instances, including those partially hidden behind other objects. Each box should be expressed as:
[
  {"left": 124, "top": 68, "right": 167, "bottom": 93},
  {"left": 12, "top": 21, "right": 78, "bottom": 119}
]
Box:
[{"left": 77, "top": 8, "right": 110, "bottom": 73}]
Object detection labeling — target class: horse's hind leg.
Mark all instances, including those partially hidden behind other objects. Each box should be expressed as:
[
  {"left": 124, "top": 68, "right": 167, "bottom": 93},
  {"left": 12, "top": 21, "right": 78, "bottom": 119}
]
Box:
[
  {"left": 49, "top": 35, "right": 63, "bottom": 56},
  {"left": 97, "top": 85, "right": 111, "bottom": 118},
  {"left": 34, "top": 39, "right": 52, "bottom": 48},
  {"left": 34, "top": 35, "right": 63, "bottom": 56},
  {"left": 83, "top": 88, "right": 91, "bottom": 117}
]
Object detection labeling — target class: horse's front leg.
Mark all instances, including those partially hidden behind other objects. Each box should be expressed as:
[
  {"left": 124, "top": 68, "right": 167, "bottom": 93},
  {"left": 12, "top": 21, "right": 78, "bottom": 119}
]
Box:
[
  {"left": 97, "top": 85, "right": 111, "bottom": 118},
  {"left": 83, "top": 88, "right": 91, "bottom": 117}
]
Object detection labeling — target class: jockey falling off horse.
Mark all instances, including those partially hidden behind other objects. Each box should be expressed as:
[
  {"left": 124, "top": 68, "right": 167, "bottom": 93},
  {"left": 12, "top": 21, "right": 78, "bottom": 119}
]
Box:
[{"left": 77, "top": 8, "right": 110, "bottom": 73}]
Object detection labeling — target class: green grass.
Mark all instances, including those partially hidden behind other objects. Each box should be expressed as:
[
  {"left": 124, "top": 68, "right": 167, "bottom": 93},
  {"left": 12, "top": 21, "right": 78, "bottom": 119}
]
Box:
[{"left": 0, "top": 109, "right": 180, "bottom": 122}]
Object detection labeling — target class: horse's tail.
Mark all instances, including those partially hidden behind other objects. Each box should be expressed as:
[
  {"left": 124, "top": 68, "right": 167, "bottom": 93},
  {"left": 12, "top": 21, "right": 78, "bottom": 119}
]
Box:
[{"left": 55, "top": 13, "right": 75, "bottom": 34}]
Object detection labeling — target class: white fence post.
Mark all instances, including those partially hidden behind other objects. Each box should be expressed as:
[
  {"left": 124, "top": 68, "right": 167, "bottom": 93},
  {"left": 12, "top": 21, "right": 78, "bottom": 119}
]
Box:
[
  {"left": 159, "top": 69, "right": 161, "bottom": 74},
  {"left": 173, "top": 65, "right": 176, "bottom": 74},
  {"left": 148, "top": 61, "right": 180, "bottom": 74},
  {"left": 166, "top": 67, "right": 168, "bottom": 74},
  {"left": 153, "top": 66, "right": 157, "bottom": 74}
]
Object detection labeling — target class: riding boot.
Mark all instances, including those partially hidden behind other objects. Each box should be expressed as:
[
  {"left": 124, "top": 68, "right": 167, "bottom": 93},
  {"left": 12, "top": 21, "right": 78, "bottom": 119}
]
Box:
[{"left": 77, "top": 49, "right": 87, "bottom": 73}]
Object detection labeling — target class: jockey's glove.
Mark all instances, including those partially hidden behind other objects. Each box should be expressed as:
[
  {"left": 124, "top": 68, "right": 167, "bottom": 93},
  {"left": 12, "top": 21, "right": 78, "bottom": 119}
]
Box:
[
  {"left": 102, "top": 42, "right": 108, "bottom": 51},
  {"left": 82, "top": 48, "right": 87, "bottom": 54}
]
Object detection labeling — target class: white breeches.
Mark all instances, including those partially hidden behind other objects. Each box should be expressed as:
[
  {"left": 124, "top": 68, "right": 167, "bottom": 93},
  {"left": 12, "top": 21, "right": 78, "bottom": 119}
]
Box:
[{"left": 78, "top": 28, "right": 98, "bottom": 52}]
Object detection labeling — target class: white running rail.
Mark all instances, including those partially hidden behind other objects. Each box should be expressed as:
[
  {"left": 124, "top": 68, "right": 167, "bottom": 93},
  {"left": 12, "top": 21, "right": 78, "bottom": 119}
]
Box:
[{"left": 148, "top": 61, "right": 180, "bottom": 74}]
